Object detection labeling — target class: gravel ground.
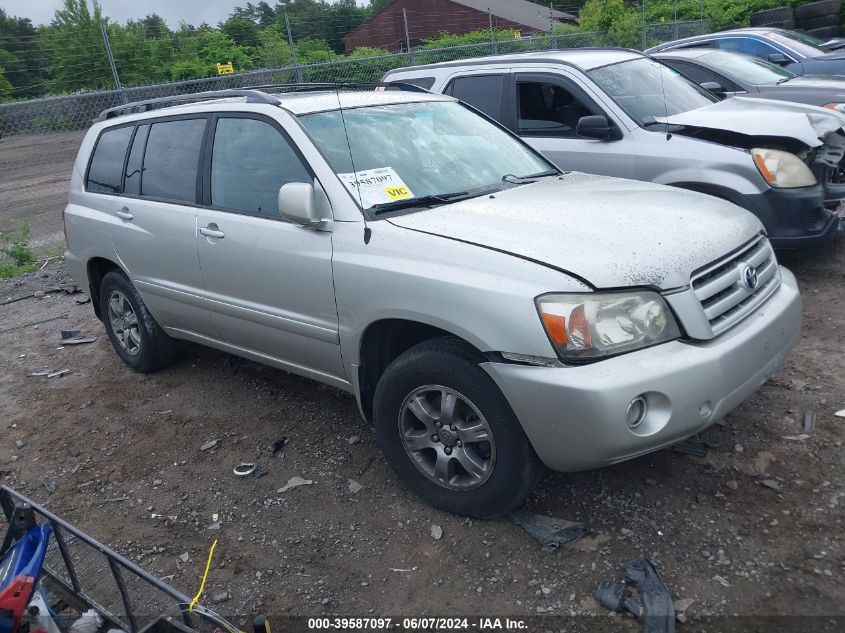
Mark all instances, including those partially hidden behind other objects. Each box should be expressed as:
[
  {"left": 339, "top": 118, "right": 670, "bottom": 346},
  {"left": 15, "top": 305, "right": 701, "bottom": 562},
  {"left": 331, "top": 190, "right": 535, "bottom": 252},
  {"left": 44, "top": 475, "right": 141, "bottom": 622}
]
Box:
[{"left": 0, "top": 237, "right": 843, "bottom": 630}]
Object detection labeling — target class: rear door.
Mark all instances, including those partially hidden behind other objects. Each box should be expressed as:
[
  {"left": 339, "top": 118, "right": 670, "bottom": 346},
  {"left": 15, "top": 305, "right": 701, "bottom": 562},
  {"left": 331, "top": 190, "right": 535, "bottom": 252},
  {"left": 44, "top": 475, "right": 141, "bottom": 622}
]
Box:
[
  {"left": 106, "top": 116, "right": 216, "bottom": 336},
  {"left": 195, "top": 113, "right": 344, "bottom": 383}
]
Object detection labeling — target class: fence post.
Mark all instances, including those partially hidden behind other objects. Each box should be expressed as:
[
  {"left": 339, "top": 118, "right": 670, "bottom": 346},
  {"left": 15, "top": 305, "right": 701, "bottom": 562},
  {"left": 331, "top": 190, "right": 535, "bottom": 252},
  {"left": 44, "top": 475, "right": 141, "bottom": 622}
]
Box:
[
  {"left": 641, "top": 0, "right": 647, "bottom": 50},
  {"left": 549, "top": 2, "right": 558, "bottom": 48},
  {"left": 402, "top": 8, "right": 415, "bottom": 64},
  {"left": 284, "top": 11, "right": 303, "bottom": 83},
  {"left": 100, "top": 23, "right": 127, "bottom": 103},
  {"left": 488, "top": 10, "right": 498, "bottom": 55}
]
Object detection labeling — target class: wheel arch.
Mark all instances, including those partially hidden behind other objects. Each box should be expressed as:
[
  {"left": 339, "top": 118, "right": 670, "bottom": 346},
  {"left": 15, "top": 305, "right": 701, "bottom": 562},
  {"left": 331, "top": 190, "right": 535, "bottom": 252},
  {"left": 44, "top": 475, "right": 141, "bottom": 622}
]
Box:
[
  {"left": 86, "top": 257, "right": 126, "bottom": 320},
  {"left": 355, "top": 318, "right": 486, "bottom": 423}
]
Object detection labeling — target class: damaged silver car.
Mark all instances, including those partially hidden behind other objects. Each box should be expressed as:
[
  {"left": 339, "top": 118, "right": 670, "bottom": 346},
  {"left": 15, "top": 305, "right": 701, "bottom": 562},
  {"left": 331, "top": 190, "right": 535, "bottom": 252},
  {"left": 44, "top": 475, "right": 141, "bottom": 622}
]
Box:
[{"left": 384, "top": 49, "right": 845, "bottom": 248}]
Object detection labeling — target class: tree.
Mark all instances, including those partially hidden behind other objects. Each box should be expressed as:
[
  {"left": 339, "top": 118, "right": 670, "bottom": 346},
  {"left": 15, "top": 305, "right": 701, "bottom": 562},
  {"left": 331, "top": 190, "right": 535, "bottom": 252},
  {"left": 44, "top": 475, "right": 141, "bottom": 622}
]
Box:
[
  {"left": 40, "top": 0, "right": 114, "bottom": 92},
  {"left": 0, "top": 66, "right": 13, "bottom": 101},
  {"left": 0, "top": 9, "right": 45, "bottom": 98}
]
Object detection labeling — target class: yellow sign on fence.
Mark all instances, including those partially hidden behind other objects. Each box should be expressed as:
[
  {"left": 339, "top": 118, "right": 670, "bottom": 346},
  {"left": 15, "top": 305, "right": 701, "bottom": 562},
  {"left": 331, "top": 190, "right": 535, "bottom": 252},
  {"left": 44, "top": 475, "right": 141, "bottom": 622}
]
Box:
[{"left": 216, "top": 62, "right": 234, "bottom": 75}]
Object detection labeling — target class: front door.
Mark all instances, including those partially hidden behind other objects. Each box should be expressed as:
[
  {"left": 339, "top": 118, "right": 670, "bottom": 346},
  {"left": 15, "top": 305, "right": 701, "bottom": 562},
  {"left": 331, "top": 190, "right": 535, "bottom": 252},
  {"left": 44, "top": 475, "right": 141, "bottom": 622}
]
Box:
[{"left": 195, "top": 114, "right": 344, "bottom": 383}]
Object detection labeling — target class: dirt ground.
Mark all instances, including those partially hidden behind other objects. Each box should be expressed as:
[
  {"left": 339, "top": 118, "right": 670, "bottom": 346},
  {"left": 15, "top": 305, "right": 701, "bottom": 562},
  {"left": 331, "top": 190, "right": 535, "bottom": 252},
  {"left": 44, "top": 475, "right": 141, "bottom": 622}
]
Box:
[
  {"left": 0, "top": 133, "right": 843, "bottom": 631},
  {"left": 0, "top": 131, "right": 84, "bottom": 249}
]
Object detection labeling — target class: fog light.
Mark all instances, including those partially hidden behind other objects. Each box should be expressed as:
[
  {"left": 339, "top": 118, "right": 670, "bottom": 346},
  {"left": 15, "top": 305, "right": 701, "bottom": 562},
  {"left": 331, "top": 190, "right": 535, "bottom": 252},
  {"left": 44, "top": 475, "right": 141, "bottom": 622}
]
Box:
[{"left": 626, "top": 396, "right": 648, "bottom": 429}]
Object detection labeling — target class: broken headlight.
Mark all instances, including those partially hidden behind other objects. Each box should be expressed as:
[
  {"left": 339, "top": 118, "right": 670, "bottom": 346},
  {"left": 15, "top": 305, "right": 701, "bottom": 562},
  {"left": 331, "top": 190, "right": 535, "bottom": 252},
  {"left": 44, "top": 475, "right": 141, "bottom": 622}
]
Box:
[
  {"left": 751, "top": 147, "right": 816, "bottom": 188},
  {"left": 536, "top": 291, "right": 681, "bottom": 361}
]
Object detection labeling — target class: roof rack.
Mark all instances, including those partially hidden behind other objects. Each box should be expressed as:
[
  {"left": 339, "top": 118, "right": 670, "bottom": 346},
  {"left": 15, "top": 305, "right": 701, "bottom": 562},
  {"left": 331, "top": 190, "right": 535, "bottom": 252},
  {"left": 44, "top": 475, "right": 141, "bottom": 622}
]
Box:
[
  {"left": 240, "top": 81, "right": 430, "bottom": 93},
  {"left": 95, "top": 82, "right": 429, "bottom": 122},
  {"left": 96, "top": 88, "right": 281, "bottom": 121}
]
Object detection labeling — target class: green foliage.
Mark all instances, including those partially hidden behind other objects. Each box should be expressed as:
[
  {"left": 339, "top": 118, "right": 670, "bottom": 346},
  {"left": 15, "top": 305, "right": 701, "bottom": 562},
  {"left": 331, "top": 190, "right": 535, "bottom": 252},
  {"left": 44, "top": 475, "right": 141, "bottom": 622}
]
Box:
[
  {"left": 0, "top": 220, "right": 36, "bottom": 278},
  {"left": 0, "top": 66, "right": 12, "bottom": 101}
]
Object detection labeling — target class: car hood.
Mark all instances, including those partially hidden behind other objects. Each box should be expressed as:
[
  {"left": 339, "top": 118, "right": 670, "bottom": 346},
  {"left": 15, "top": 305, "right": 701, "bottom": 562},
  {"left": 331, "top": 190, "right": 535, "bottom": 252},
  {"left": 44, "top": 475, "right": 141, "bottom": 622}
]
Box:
[
  {"left": 387, "top": 174, "right": 763, "bottom": 290},
  {"left": 778, "top": 75, "right": 845, "bottom": 92},
  {"left": 657, "top": 96, "right": 845, "bottom": 147}
]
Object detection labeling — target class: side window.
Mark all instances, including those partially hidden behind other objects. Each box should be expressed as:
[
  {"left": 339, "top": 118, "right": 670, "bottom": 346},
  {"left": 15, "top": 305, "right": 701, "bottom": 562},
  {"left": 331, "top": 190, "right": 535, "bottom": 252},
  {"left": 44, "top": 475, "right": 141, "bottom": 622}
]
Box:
[
  {"left": 663, "top": 60, "right": 715, "bottom": 86},
  {"left": 123, "top": 124, "right": 149, "bottom": 196},
  {"left": 446, "top": 74, "right": 505, "bottom": 121},
  {"left": 141, "top": 118, "right": 206, "bottom": 204},
  {"left": 395, "top": 76, "right": 435, "bottom": 90},
  {"left": 86, "top": 126, "right": 133, "bottom": 194},
  {"left": 517, "top": 81, "right": 595, "bottom": 138},
  {"left": 715, "top": 38, "right": 747, "bottom": 53},
  {"left": 210, "top": 117, "right": 310, "bottom": 216},
  {"left": 746, "top": 39, "right": 781, "bottom": 60}
]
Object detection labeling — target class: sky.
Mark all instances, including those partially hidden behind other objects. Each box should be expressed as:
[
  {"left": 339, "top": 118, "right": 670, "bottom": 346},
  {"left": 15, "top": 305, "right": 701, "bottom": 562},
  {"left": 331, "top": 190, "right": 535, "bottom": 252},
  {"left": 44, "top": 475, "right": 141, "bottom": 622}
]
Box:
[{"left": 2, "top": 0, "right": 368, "bottom": 28}]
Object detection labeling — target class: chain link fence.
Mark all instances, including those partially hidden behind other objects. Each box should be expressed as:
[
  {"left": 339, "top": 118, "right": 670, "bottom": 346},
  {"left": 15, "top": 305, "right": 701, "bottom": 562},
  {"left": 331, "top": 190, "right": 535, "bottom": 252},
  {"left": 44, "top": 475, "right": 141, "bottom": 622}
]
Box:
[{"left": 0, "top": 23, "right": 703, "bottom": 139}]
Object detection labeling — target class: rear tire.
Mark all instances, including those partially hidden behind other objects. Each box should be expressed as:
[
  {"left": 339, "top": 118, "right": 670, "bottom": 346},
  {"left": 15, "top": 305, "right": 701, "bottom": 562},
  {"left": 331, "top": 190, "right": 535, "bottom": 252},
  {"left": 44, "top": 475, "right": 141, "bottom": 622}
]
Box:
[
  {"left": 99, "top": 270, "right": 174, "bottom": 373},
  {"left": 372, "top": 337, "right": 544, "bottom": 518},
  {"left": 795, "top": 0, "right": 841, "bottom": 21},
  {"left": 750, "top": 7, "right": 794, "bottom": 27}
]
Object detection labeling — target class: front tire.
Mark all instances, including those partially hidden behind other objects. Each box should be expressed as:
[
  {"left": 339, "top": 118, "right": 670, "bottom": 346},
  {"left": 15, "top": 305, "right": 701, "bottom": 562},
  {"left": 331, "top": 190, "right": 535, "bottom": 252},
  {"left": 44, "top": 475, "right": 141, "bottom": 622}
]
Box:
[
  {"left": 373, "top": 337, "right": 544, "bottom": 518},
  {"left": 99, "top": 270, "right": 173, "bottom": 373}
]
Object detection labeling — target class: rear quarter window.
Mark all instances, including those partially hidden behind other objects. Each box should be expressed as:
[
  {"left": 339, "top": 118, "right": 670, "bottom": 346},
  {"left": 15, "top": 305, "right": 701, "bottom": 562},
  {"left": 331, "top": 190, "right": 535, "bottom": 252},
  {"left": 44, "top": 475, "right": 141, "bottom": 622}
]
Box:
[{"left": 86, "top": 126, "right": 133, "bottom": 194}]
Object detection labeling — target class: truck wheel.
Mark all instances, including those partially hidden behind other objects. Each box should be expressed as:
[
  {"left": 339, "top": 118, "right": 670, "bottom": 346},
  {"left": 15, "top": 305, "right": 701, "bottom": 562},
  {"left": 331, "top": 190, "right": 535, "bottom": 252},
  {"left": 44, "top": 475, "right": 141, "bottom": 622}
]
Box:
[
  {"left": 99, "top": 270, "right": 173, "bottom": 373},
  {"left": 372, "top": 337, "right": 544, "bottom": 518}
]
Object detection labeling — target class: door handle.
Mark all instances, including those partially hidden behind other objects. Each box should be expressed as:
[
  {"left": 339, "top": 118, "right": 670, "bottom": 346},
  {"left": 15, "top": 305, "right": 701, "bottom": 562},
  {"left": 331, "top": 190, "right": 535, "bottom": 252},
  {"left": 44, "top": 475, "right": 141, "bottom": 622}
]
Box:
[
  {"left": 115, "top": 208, "right": 134, "bottom": 221},
  {"left": 199, "top": 224, "right": 225, "bottom": 239}
]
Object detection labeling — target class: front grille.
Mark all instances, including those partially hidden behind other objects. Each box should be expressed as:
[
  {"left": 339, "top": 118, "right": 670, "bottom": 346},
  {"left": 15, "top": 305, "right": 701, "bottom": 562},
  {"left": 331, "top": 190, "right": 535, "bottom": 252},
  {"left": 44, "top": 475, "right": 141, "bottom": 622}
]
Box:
[{"left": 691, "top": 236, "right": 780, "bottom": 336}]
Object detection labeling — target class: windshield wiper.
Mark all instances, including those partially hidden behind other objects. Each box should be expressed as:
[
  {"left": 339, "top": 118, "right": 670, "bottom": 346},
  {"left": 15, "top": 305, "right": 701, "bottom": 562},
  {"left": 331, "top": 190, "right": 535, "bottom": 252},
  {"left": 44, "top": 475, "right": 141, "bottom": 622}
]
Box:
[
  {"left": 502, "top": 169, "right": 558, "bottom": 183},
  {"left": 371, "top": 190, "right": 470, "bottom": 214}
]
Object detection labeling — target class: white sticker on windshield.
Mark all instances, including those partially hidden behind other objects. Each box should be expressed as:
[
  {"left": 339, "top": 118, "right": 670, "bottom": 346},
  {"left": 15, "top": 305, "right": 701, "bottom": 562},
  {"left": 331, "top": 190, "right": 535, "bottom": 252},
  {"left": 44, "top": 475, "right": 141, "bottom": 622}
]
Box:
[{"left": 337, "top": 167, "right": 414, "bottom": 209}]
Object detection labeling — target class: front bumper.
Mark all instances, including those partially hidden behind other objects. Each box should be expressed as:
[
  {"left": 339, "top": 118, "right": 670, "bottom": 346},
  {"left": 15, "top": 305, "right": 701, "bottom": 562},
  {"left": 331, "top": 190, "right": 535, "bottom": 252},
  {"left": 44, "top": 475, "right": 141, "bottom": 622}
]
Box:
[
  {"left": 743, "top": 186, "right": 840, "bottom": 249},
  {"left": 482, "top": 267, "right": 802, "bottom": 473}
]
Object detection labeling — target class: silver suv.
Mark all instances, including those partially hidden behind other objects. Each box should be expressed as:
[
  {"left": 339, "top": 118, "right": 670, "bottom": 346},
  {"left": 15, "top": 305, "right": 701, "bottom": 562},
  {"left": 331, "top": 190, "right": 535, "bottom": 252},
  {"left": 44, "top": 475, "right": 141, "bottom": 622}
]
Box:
[
  {"left": 384, "top": 49, "right": 845, "bottom": 249},
  {"left": 64, "top": 86, "right": 802, "bottom": 518}
]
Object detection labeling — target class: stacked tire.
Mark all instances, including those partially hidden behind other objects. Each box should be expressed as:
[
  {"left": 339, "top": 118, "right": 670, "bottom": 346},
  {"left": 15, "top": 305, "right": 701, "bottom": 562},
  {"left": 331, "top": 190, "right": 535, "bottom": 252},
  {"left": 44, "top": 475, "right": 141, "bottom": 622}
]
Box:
[
  {"left": 750, "top": 7, "right": 795, "bottom": 29},
  {"left": 794, "top": 0, "right": 842, "bottom": 40}
]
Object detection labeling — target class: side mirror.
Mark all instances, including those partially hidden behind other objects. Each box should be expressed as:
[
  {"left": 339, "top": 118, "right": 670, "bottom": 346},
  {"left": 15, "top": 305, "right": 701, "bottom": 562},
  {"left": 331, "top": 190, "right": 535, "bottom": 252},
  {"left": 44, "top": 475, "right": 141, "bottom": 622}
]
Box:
[
  {"left": 278, "top": 182, "right": 321, "bottom": 227},
  {"left": 768, "top": 53, "right": 789, "bottom": 65},
  {"left": 576, "top": 115, "right": 614, "bottom": 140},
  {"left": 700, "top": 81, "right": 725, "bottom": 97}
]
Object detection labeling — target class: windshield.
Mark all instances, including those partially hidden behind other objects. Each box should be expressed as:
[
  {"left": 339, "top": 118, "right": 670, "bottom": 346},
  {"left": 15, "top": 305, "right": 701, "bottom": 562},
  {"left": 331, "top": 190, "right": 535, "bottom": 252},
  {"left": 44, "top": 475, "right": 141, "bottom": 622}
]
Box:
[
  {"left": 766, "top": 31, "right": 825, "bottom": 57},
  {"left": 299, "top": 101, "right": 552, "bottom": 211},
  {"left": 702, "top": 50, "right": 795, "bottom": 85},
  {"left": 588, "top": 58, "right": 717, "bottom": 127}
]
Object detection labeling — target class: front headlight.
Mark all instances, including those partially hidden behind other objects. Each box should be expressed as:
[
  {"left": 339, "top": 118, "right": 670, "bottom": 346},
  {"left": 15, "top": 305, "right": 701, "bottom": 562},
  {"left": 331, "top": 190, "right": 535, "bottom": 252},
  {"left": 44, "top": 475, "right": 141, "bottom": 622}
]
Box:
[
  {"left": 751, "top": 147, "right": 816, "bottom": 188},
  {"left": 536, "top": 291, "right": 682, "bottom": 361}
]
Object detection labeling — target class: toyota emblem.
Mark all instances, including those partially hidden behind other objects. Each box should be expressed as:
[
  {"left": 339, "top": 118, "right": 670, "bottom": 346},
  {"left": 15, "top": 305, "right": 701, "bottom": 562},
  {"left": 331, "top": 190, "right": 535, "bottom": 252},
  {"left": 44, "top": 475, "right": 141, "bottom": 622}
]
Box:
[{"left": 743, "top": 265, "right": 759, "bottom": 290}]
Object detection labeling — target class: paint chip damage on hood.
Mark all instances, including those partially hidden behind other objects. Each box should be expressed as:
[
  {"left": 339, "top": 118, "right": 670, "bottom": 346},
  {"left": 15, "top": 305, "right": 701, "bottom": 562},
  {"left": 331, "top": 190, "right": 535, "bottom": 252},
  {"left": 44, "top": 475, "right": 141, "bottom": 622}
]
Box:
[{"left": 657, "top": 96, "right": 845, "bottom": 149}]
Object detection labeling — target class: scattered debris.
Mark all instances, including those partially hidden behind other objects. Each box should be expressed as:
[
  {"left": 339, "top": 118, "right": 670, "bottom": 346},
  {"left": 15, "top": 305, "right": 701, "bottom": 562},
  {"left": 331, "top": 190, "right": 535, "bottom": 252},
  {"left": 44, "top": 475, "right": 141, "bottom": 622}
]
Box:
[
  {"left": 713, "top": 575, "right": 731, "bottom": 587},
  {"left": 725, "top": 480, "right": 738, "bottom": 491},
  {"left": 178, "top": 552, "right": 190, "bottom": 563},
  {"left": 75, "top": 297, "right": 92, "bottom": 305},
  {"left": 0, "top": 314, "right": 68, "bottom": 334},
  {"left": 211, "top": 591, "right": 230, "bottom": 604},
  {"left": 60, "top": 330, "right": 97, "bottom": 345},
  {"left": 150, "top": 513, "right": 177, "bottom": 520},
  {"left": 348, "top": 436, "right": 360, "bottom": 445},
  {"left": 509, "top": 509, "right": 590, "bottom": 549},
  {"left": 233, "top": 462, "right": 257, "bottom": 477},
  {"left": 278, "top": 476, "right": 313, "bottom": 493},
  {"left": 199, "top": 439, "right": 219, "bottom": 452},
  {"left": 347, "top": 479, "right": 362, "bottom": 494},
  {"left": 269, "top": 437, "right": 287, "bottom": 453},
  {"left": 206, "top": 522, "right": 221, "bottom": 531},
  {"left": 803, "top": 411, "right": 816, "bottom": 433},
  {"left": 668, "top": 438, "right": 717, "bottom": 457},
  {"left": 430, "top": 524, "right": 443, "bottom": 540},
  {"left": 389, "top": 567, "right": 417, "bottom": 573},
  {"left": 47, "top": 369, "right": 71, "bottom": 378},
  {"left": 596, "top": 558, "right": 675, "bottom": 633},
  {"left": 759, "top": 479, "right": 782, "bottom": 491},
  {"left": 27, "top": 370, "right": 52, "bottom": 377},
  {"left": 42, "top": 478, "right": 57, "bottom": 493},
  {"left": 783, "top": 434, "right": 810, "bottom": 442},
  {"left": 14, "top": 439, "right": 24, "bottom": 449},
  {"left": 97, "top": 496, "right": 129, "bottom": 504},
  {"left": 835, "top": 409, "right": 845, "bottom": 418}
]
